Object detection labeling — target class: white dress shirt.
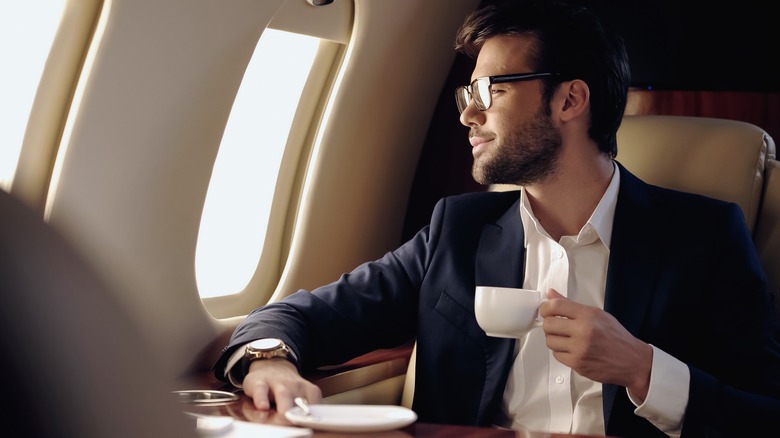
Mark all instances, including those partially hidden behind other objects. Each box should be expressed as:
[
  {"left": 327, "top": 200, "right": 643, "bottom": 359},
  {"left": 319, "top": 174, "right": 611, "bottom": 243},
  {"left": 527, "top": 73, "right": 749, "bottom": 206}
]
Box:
[{"left": 495, "top": 162, "right": 689, "bottom": 436}]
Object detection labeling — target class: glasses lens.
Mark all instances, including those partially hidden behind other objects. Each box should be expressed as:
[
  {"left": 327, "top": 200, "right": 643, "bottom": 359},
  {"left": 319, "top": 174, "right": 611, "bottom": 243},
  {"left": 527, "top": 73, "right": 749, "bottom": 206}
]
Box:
[
  {"left": 473, "top": 78, "right": 490, "bottom": 111},
  {"left": 455, "top": 86, "right": 470, "bottom": 113}
]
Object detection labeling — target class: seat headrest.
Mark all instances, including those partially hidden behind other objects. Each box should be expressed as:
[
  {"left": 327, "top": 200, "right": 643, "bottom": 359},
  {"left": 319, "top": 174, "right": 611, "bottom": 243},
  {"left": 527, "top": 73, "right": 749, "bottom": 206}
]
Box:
[{"left": 616, "top": 115, "right": 776, "bottom": 231}]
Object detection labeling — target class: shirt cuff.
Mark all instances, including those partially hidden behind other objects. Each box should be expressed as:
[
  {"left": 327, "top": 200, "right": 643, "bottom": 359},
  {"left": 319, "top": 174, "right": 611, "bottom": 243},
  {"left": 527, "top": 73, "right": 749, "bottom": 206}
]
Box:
[
  {"left": 224, "top": 343, "right": 249, "bottom": 388},
  {"left": 627, "top": 345, "right": 689, "bottom": 436}
]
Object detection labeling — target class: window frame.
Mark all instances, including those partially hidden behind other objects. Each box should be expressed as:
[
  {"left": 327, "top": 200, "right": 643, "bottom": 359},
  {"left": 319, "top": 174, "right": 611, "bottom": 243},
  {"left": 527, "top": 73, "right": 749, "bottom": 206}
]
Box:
[
  {"left": 200, "top": 39, "right": 348, "bottom": 318},
  {"left": 11, "top": 0, "right": 105, "bottom": 214}
]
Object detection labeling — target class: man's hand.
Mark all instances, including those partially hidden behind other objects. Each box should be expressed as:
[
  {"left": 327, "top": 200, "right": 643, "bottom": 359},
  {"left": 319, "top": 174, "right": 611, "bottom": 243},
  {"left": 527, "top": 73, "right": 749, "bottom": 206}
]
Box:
[
  {"left": 539, "top": 288, "right": 653, "bottom": 401},
  {"left": 242, "top": 358, "right": 322, "bottom": 414}
]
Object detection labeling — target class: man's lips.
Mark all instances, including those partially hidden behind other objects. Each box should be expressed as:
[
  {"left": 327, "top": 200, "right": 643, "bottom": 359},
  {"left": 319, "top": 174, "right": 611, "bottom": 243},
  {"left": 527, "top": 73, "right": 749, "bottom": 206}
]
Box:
[
  {"left": 469, "top": 136, "right": 492, "bottom": 152},
  {"left": 469, "top": 136, "right": 488, "bottom": 147}
]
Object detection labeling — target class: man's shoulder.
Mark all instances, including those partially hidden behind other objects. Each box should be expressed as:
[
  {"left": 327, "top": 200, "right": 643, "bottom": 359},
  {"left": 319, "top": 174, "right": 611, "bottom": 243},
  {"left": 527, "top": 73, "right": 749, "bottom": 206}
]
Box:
[
  {"left": 640, "top": 177, "right": 737, "bottom": 211},
  {"left": 443, "top": 190, "right": 520, "bottom": 208},
  {"left": 434, "top": 190, "right": 521, "bottom": 223},
  {"left": 620, "top": 162, "right": 736, "bottom": 211}
]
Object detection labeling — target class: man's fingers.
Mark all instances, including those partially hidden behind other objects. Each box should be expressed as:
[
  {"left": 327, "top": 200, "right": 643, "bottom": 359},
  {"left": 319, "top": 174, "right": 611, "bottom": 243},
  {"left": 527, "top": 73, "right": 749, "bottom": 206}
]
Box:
[
  {"left": 242, "top": 359, "right": 322, "bottom": 415},
  {"left": 271, "top": 385, "right": 296, "bottom": 414},
  {"left": 305, "top": 385, "right": 323, "bottom": 405},
  {"left": 545, "top": 288, "right": 564, "bottom": 299},
  {"left": 277, "top": 383, "right": 322, "bottom": 414},
  {"left": 244, "top": 379, "right": 273, "bottom": 410}
]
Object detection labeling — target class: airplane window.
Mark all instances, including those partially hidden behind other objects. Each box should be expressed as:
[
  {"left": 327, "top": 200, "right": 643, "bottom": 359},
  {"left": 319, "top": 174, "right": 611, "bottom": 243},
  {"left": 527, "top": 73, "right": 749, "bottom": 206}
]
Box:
[
  {"left": 0, "top": 2, "right": 65, "bottom": 191},
  {"left": 196, "top": 29, "right": 319, "bottom": 298}
]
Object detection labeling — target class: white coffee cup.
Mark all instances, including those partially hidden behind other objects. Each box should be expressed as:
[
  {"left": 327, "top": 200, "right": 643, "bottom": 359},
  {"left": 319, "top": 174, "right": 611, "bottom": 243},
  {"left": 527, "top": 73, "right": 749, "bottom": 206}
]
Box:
[{"left": 474, "top": 286, "right": 544, "bottom": 338}]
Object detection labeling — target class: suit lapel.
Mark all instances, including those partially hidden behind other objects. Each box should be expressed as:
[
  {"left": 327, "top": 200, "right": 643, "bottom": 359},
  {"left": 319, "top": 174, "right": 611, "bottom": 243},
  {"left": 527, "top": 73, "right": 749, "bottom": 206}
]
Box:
[
  {"left": 602, "top": 163, "right": 667, "bottom": 429},
  {"left": 475, "top": 196, "right": 525, "bottom": 288},
  {"left": 473, "top": 196, "right": 526, "bottom": 422}
]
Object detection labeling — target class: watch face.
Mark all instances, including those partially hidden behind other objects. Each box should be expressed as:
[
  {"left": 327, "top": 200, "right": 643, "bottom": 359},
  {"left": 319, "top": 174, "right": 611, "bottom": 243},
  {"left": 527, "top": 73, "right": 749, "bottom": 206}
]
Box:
[{"left": 249, "top": 338, "right": 282, "bottom": 351}]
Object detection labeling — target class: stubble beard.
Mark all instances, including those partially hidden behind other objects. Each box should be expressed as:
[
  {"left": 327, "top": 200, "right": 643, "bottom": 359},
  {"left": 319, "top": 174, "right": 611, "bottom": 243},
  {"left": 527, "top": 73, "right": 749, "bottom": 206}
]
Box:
[{"left": 471, "top": 107, "right": 562, "bottom": 186}]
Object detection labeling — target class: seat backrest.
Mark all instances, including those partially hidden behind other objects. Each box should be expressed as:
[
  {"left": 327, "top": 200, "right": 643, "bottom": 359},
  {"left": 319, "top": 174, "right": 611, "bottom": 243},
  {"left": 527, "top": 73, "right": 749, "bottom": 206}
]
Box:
[
  {"left": 616, "top": 115, "right": 775, "bottom": 232},
  {"left": 0, "top": 190, "right": 194, "bottom": 438},
  {"left": 617, "top": 115, "right": 779, "bottom": 318},
  {"left": 494, "top": 115, "right": 777, "bottom": 287},
  {"left": 754, "top": 159, "right": 780, "bottom": 317}
]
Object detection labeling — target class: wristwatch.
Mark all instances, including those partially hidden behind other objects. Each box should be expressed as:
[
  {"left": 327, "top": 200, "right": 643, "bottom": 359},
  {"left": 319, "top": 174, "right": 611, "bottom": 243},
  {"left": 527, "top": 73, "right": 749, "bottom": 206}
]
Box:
[{"left": 243, "top": 338, "right": 293, "bottom": 369}]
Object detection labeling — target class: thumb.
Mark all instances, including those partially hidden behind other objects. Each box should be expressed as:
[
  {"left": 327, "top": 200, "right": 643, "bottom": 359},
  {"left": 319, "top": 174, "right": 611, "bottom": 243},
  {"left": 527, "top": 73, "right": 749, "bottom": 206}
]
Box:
[{"left": 545, "top": 288, "right": 565, "bottom": 299}]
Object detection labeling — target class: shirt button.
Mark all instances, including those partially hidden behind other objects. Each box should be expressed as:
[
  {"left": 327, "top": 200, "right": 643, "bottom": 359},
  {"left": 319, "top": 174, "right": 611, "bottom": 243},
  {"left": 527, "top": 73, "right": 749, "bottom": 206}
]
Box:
[{"left": 555, "top": 375, "right": 565, "bottom": 384}]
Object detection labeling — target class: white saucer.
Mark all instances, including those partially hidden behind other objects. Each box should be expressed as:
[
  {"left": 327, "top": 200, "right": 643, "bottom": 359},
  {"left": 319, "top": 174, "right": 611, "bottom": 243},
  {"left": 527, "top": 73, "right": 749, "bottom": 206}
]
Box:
[{"left": 284, "top": 404, "right": 417, "bottom": 432}]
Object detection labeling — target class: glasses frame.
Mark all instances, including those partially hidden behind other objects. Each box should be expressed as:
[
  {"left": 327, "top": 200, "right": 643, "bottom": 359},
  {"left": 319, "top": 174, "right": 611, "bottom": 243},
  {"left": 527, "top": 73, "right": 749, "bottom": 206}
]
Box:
[{"left": 455, "top": 72, "right": 559, "bottom": 114}]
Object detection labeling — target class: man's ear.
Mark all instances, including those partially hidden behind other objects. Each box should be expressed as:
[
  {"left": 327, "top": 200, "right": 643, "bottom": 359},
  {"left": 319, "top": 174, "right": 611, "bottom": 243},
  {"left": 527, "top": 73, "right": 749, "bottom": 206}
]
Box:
[{"left": 556, "top": 79, "right": 589, "bottom": 122}]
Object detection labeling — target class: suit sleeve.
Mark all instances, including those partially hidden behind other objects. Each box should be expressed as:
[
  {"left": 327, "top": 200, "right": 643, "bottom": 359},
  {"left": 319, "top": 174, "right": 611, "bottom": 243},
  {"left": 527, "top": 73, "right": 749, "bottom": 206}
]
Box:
[
  {"left": 680, "top": 203, "right": 780, "bottom": 435},
  {"left": 213, "top": 196, "right": 450, "bottom": 380}
]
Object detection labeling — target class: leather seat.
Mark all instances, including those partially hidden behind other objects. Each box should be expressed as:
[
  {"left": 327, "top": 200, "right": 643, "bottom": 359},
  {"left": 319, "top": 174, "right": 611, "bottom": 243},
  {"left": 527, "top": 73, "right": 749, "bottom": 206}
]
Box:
[
  {"left": 754, "top": 159, "right": 780, "bottom": 316},
  {"left": 616, "top": 115, "right": 778, "bottom": 316},
  {"left": 616, "top": 115, "right": 773, "bottom": 233}
]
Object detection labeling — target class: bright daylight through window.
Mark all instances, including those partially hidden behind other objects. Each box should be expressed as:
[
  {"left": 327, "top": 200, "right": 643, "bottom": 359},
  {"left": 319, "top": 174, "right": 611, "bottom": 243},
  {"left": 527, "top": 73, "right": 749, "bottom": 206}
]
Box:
[
  {"left": 0, "top": 2, "right": 64, "bottom": 191},
  {"left": 195, "top": 30, "right": 320, "bottom": 298}
]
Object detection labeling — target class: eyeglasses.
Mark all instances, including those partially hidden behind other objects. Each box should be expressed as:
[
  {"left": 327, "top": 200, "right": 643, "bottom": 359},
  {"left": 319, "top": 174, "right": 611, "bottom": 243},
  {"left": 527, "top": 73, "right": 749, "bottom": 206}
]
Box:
[{"left": 455, "top": 72, "right": 558, "bottom": 114}]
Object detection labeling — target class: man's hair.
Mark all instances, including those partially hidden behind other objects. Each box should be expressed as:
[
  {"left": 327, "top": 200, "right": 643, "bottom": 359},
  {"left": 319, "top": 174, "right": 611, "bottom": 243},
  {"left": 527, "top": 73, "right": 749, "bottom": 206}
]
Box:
[{"left": 455, "top": 0, "right": 630, "bottom": 157}]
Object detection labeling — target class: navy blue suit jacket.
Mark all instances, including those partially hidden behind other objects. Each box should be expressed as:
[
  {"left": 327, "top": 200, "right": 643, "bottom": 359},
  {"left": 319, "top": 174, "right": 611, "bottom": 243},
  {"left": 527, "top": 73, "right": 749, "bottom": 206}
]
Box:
[{"left": 217, "top": 163, "right": 780, "bottom": 437}]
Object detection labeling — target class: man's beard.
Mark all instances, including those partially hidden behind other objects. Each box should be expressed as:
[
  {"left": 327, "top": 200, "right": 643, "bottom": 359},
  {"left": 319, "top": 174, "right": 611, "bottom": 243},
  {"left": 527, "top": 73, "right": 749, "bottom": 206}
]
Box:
[{"left": 471, "top": 107, "right": 562, "bottom": 186}]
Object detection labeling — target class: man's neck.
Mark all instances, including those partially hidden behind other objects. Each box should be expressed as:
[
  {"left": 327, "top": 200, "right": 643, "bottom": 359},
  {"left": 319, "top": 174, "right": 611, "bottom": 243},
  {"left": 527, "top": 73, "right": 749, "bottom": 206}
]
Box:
[{"left": 525, "top": 156, "right": 615, "bottom": 241}]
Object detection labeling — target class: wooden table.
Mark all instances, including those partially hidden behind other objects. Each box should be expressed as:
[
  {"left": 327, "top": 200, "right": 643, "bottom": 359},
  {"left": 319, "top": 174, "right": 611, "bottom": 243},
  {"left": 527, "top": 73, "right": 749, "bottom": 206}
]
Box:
[
  {"left": 178, "top": 374, "right": 605, "bottom": 438},
  {"left": 179, "top": 344, "right": 608, "bottom": 437},
  {"left": 181, "top": 391, "right": 604, "bottom": 438}
]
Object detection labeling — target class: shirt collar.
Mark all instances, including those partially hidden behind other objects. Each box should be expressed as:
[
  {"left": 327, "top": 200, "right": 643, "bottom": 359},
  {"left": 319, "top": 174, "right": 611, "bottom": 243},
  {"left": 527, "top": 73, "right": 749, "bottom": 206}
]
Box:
[
  {"left": 588, "top": 161, "right": 619, "bottom": 248},
  {"left": 519, "top": 161, "right": 620, "bottom": 248}
]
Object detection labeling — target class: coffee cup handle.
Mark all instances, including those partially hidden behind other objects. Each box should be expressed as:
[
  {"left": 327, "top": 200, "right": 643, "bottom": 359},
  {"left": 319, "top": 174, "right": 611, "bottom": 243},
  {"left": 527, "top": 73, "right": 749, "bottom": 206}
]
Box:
[{"left": 533, "top": 298, "right": 548, "bottom": 327}]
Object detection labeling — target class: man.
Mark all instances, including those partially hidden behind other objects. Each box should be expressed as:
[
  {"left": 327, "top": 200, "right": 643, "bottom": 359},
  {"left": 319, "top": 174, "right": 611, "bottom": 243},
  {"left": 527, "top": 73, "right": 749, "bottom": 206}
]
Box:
[{"left": 214, "top": 1, "right": 780, "bottom": 436}]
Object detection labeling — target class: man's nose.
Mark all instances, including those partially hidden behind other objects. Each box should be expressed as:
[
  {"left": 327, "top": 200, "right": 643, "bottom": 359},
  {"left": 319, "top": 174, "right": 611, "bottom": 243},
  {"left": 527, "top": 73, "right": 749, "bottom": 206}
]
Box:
[{"left": 459, "top": 100, "right": 484, "bottom": 127}]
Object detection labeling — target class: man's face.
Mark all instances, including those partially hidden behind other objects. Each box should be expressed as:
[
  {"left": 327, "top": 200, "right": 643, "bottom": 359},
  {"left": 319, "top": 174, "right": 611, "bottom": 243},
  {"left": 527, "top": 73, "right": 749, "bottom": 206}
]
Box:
[{"left": 459, "top": 36, "right": 562, "bottom": 186}]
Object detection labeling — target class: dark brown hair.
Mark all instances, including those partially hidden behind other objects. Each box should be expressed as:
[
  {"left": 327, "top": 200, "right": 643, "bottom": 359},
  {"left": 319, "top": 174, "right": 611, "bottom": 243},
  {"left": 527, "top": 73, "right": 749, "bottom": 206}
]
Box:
[{"left": 455, "top": 0, "right": 630, "bottom": 157}]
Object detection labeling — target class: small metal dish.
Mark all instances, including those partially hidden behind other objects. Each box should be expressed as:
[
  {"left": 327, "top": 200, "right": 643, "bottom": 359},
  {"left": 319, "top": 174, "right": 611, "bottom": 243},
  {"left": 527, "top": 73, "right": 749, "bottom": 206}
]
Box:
[{"left": 172, "top": 389, "right": 240, "bottom": 405}]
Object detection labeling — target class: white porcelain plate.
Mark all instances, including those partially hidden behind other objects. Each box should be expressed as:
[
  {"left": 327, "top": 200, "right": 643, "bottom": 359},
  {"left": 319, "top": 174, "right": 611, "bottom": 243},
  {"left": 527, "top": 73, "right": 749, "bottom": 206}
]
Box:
[{"left": 284, "top": 404, "right": 417, "bottom": 433}]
